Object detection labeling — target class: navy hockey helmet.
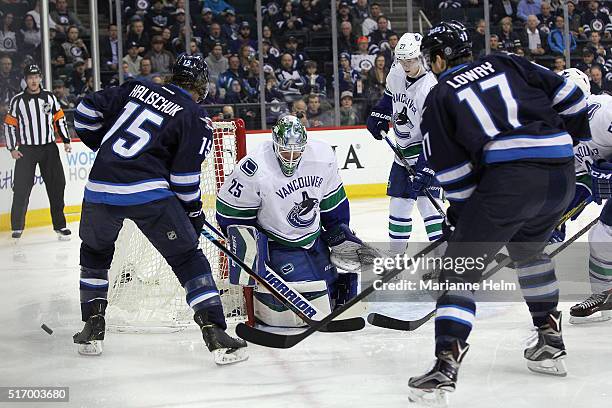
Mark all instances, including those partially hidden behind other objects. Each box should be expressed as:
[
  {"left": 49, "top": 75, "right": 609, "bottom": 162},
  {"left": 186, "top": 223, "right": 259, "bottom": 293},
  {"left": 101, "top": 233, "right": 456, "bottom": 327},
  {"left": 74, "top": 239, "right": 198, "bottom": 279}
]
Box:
[
  {"left": 172, "top": 53, "right": 210, "bottom": 102},
  {"left": 421, "top": 21, "right": 472, "bottom": 68}
]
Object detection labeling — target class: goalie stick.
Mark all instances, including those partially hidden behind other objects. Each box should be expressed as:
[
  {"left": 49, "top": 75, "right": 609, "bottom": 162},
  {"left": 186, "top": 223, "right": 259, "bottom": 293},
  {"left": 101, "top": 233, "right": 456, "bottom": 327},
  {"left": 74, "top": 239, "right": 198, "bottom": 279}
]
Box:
[
  {"left": 381, "top": 131, "right": 446, "bottom": 219},
  {"left": 368, "top": 203, "right": 598, "bottom": 331},
  {"left": 234, "top": 239, "right": 446, "bottom": 348},
  {"left": 201, "top": 220, "right": 365, "bottom": 333}
]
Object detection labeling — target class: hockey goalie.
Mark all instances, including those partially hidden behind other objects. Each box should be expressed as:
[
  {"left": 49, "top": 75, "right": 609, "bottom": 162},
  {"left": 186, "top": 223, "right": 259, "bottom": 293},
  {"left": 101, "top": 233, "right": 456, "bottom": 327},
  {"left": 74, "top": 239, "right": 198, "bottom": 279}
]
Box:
[{"left": 216, "top": 115, "right": 375, "bottom": 327}]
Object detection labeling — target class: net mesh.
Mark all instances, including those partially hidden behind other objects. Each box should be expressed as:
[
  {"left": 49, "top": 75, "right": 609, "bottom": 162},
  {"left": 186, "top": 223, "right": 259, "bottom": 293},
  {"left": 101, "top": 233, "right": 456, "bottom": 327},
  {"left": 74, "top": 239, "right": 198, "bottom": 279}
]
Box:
[{"left": 106, "top": 121, "right": 247, "bottom": 333}]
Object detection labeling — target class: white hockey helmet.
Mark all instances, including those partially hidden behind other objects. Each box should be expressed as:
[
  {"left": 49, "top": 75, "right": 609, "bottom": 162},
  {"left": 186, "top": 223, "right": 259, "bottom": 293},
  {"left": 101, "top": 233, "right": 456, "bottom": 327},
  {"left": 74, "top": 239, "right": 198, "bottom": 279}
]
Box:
[
  {"left": 395, "top": 32, "right": 423, "bottom": 60},
  {"left": 395, "top": 32, "right": 425, "bottom": 77},
  {"left": 559, "top": 68, "right": 591, "bottom": 97}
]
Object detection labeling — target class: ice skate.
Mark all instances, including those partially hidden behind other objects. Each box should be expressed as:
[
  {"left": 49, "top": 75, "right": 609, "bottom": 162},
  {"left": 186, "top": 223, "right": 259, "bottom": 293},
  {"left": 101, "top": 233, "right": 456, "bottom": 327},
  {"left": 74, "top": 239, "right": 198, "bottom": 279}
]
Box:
[
  {"left": 408, "top": 339, "right": 469, "bottom": 407},
  {"left": 569, "top": 291, "right": 612, "bottom": 324},
  {"left": 524, "top": 311, "right": 567, "bottom": 376},
  {"left": 11, "top": 230, "right": 22, "bottom": 243},
  {"left": 194, "top": 311, "right": 248, "bottom": 366},
  {"left": 55, "top": 228, "right": 72, "bottom": 241},
  {"left": 73, "top": 300, "right": 106, "bottom": 356}
]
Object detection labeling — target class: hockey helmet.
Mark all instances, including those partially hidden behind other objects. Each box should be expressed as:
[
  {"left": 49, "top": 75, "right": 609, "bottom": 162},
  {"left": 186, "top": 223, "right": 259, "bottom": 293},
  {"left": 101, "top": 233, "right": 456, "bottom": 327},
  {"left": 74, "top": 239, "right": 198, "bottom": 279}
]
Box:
[
  {"left": 559, "top": 68, "right": 591, "bottom": 97},
  {"left": 395, "top": 32, "right": 425, "bottom": 77},
  {"left": 172, "top": 53, "right": 210, "bottom": 102},
  {"left": 272, "top": 115, "right": 307, "bottom": 177},
  {"left": 23, "top": 64, "right": 42, "bottom": 77},
  {"left": 421, "top": 21, "right": 471, "bottom": 68}
]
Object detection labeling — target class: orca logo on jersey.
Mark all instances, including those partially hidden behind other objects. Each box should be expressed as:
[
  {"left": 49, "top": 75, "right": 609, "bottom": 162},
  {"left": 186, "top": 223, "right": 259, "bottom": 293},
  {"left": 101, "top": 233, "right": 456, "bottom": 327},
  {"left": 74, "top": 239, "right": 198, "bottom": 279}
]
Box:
[{"left": 286, "top": 191, "right": 319, "bottom": 229}]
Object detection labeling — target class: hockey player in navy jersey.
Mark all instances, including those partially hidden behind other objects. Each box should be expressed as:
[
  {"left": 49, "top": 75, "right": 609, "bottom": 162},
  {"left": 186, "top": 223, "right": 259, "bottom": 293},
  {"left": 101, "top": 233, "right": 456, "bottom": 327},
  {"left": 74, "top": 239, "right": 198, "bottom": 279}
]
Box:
[
  {"left": 407, "top": 21, "right": 591, "bottom": 405},
  {"left": 72, "top": 54, "right": 248, "bottom": 365}
]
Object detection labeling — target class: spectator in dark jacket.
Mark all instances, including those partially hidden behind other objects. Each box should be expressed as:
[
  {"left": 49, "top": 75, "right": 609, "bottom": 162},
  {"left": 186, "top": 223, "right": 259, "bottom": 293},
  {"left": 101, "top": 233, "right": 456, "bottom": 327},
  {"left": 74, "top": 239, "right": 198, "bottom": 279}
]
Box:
[
  {"left": 302, "top": 60, "right": 327, "bottom": 97},
  {"left": 231, "top": 22, "right": 257, "bottom": 54},
  {"left": 536, "top": 1, "right": 555, "bottom": 34},
  {"left": 274, "top": 1, "right": 303, "bottom": 36},
  {"left": 299, "top": 0, "right": 324, "bottom": 32},
  {"left": 146, "top": 0, "right": 171, "bottom": 36},
  {"left": 127, "top": 16, "right": 150, "bottom": 55},
  {"left": 590, "top": 64, "right": 612, "bottom": 94},
  {"left": 520, "top": 15, "right": 548, "bottom": 56},
  {"left": 339, "top": 21, "right": 358, "bottom": 53},
  {"left": 498, "top": 17, "right": 522, "bottom": 52},
  {"left": 202, "top": 22, "right": 229, "bottom": 54},
  {"left": 491, "top": 0, "right": 517, "bottom": 24}
]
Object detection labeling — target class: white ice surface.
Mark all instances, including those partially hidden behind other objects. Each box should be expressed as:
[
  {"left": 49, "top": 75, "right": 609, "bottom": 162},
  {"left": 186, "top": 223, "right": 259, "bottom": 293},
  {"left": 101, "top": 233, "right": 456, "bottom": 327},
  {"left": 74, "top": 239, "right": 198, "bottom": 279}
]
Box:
[{"left": 0, "top": 198, "right": 610, "bottom": 408}]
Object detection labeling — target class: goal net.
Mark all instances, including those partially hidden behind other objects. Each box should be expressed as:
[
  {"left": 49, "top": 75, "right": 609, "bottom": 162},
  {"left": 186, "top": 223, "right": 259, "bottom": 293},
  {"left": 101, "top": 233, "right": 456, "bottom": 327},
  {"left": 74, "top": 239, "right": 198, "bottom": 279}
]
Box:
[{"left": 106, "top": 120, "right": 253, "bottom": 333}]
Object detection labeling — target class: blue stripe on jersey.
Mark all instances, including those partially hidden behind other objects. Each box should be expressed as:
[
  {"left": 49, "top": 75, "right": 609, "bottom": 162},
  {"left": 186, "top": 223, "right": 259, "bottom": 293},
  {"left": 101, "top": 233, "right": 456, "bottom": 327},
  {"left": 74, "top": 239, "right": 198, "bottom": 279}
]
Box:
[
  {"left": 484, "top": 144, "right": 573, "bottom": 164},
  {"left": 483, "top": 132, "right": 573, "bottom": 164},
  {"left": 84, "top": 188, "right": 174, "bottom": 205}
]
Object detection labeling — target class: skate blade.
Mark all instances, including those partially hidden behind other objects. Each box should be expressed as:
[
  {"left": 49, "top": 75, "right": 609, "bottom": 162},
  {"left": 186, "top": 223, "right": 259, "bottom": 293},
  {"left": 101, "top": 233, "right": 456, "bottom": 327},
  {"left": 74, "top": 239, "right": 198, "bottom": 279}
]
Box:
[
  {"left": 77, "top": 340, "right": 103, "bottom": 356},
  {"left": 408, "top": 387, "right": 449, "bottom": 408},
  {"left": 527, "top": 356, "right": 567, "bottom": 377},
  {"left": 569, "top": 310, "right": 611, "bottom": 325},
  {"left": 57, "top": 234, "right": 71, "bottom": 242},
  {"left": 212, "top": 347, "right": 249, "bottom": 366}
]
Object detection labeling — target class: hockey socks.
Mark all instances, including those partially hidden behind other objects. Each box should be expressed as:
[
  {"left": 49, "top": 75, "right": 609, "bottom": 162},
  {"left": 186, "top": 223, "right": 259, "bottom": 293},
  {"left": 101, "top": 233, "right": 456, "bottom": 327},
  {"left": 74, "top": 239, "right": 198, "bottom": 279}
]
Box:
[
  {"left": 388, "top": 197, "right": 414, "bottom": 254},
  {"left": 434, "top": 290, "right": 475, "bottom": 355},
  {"left": 79, "top": 267, "right": 109, "bottom": 322},
  {"left": 515, "top": 256, "right": 559, "bottom": 327}
]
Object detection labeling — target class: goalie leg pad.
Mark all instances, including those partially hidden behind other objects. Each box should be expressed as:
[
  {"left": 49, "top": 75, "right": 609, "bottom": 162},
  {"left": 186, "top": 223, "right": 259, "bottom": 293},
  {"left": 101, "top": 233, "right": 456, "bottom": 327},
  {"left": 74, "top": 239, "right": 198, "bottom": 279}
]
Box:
[
  {"left": 253, "top": 279, "right": 332, "bottom": 327},
  {"left": 226, "top": 225, "right": 269, "bottom": 286}
]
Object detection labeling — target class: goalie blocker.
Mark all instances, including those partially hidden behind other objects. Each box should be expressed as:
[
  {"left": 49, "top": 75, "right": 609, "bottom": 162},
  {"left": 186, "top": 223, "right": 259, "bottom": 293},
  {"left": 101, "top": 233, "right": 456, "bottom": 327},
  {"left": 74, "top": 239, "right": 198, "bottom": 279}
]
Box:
[{"left": 227, "top": 224, "right": 375, "bottom": 327}]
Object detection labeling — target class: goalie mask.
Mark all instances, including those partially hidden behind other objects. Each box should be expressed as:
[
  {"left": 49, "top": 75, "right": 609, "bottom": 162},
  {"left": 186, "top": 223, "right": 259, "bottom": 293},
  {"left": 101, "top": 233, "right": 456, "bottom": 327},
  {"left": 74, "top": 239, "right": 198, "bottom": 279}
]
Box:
[
  {"left": 272, "top": 115, "right": 307, "bottom": 177},
  {"left": 395, "top": 32, "right": 425, "bottom": 78}
]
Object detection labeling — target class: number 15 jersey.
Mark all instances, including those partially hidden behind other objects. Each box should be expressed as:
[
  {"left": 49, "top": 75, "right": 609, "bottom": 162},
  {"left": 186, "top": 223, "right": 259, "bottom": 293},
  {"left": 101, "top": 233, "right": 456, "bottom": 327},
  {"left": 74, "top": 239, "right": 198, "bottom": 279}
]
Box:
[
  {"left": 73, "top": 80, "right": 213, "bottom": 213},
  {"left": 421, "top": 53, "right": 591, "bottom": 203}
]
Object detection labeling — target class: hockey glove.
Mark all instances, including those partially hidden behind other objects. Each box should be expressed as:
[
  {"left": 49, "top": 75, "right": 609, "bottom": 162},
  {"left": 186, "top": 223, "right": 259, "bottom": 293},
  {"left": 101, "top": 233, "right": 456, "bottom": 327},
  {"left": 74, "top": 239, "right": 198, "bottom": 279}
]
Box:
[
  {"left": 548, "top": 223, "right": 566, "bottom": 244},
  {"left": 591, "top": 159, "right": 612, "bottom": 205},
  {"left": 188, "top": 210, "right": 205, "bottom": 234},
  {"left": 321, "top": 224, "right": 382, "bottom": 272},
  {"left": 366, "top": 107, "right": 391, "bottom": 140},
  {"left": 411, "top": 167, "right": 436, "bottom": 195}
]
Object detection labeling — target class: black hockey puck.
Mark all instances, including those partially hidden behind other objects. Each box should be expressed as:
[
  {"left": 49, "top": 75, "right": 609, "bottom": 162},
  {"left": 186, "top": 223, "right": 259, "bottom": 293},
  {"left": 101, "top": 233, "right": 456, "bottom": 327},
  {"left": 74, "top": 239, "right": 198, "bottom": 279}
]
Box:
[{"left": 41, "top": 323, "right": 53, "bottom": 335}]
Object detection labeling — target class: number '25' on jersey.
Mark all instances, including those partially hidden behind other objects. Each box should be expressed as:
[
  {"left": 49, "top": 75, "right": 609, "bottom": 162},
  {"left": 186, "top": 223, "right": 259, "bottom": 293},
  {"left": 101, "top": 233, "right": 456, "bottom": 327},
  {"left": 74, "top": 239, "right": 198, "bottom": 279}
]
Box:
[
  {"left": 73, "top": 80, "right": 213, "bottom": 213},
  {"left": 421, "top": 53, "right": 591, "bottom": 203}
]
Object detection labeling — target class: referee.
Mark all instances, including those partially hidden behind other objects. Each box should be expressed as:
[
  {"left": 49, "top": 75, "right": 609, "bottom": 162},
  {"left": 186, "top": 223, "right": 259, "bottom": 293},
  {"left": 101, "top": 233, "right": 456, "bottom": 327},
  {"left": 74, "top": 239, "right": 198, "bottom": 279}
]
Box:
[{"left": 3, "top": 64, "right": 72, "bottom": 241}]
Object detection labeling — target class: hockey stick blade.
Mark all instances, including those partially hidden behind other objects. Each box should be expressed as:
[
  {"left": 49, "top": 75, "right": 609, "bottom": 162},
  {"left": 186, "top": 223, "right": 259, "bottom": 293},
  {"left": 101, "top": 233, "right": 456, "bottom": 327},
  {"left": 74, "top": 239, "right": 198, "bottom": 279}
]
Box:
[
  {"left": 201, "top": 222, "right": 365, "bottom": 333},
  {"left": 234, "top": 239, "right": 445, "bottom": 348},
  {"left": 367, "top": 310, "right": 436, "bottom": 331},
  {"left": 369, "top": 215, "right": 600, "bottom": 332}
]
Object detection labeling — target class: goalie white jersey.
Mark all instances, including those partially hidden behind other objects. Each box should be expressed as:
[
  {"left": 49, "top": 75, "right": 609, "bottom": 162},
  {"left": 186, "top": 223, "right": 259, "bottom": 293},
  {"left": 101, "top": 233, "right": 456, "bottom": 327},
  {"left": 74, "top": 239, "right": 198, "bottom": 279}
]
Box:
[
  {"left": 216, "top": 139, "right": 349, "bottom": 249},
  {"left": 574, "top": 93, "right": 612, "bottom": 177},
  {"left": 385, "top": 62, "right": 437, "bottom": 166}
]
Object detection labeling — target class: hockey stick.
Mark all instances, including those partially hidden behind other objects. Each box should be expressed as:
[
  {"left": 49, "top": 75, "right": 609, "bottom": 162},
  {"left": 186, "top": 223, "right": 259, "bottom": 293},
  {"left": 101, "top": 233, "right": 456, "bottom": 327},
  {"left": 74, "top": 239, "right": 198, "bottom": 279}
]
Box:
[
  {"left": 201, "top": 220, "right": 365, "bottom": 333},
  {"left": 234, "top": 238, "right": 446, "bottom": 348},
  {"left": 368, "top": 201, "right": 597, "bottom": 332},
  {"left": 381, "top": 131, "right": 446, "bottom": 218}
]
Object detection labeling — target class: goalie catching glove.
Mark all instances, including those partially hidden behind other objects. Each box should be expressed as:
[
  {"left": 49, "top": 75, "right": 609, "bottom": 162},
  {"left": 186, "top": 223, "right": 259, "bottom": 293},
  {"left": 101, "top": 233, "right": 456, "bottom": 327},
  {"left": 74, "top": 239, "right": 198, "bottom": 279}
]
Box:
[{"left": 321, "top": 224, "right": 383, "bottom": 272}]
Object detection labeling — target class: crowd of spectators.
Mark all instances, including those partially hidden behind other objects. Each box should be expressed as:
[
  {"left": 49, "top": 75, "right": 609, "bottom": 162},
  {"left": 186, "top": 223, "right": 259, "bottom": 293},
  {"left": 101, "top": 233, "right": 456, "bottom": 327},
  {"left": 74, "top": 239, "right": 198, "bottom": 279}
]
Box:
[
  {"left": 2, "top": 0, "right": 612, "bottom": 137},
  {"left": 427, "top": 0, "right": 612, "bottom": 92}
]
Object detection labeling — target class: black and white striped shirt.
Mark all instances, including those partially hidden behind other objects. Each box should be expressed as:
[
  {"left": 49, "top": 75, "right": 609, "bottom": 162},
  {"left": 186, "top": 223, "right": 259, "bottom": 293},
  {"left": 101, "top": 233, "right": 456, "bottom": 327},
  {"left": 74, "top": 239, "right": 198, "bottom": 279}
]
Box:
[{"left": 3, "top": 88, "right": 70, "bottom": 150}]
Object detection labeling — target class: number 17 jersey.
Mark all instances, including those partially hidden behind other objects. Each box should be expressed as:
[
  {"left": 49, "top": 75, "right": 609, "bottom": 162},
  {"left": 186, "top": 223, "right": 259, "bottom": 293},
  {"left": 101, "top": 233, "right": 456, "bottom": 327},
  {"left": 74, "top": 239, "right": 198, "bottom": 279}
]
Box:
[
  {"left": 420, "top": 53, "right": 591, "bottom": 203},
  {"left": 73, "top": 80, "right": 213, "bottom": 213}
]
